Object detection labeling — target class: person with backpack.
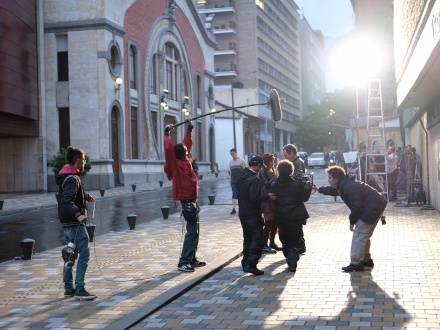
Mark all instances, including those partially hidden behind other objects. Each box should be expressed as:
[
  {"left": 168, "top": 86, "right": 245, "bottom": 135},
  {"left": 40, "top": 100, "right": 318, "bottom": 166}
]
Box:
[
  {"left": 56, "top": 146, "right": 96, "bottom": 300},
  {"left": 312, "top": 166, "right": 387, "bottom": 271}
]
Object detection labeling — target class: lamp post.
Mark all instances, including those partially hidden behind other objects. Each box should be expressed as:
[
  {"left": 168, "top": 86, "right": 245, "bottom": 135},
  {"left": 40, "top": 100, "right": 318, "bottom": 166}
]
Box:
[{"left": 231, "top": 70, "right": 257, "bottom": 150}]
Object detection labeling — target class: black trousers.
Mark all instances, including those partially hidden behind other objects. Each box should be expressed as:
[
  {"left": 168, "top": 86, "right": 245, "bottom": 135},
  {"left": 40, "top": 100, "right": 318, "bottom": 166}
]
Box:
[
  {"left": 240, "top": 217, "right": 264, "bottom": 267},
  {"left": 278, "top": 221, "right": 303, "bottom": 268},
  {"left": 387, "top": 169, "right": 398, "bottom": 200}
]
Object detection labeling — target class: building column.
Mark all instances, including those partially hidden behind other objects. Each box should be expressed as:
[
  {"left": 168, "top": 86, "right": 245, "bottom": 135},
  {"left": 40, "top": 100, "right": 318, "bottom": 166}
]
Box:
[{"left": 279, "top": 130, "right": 284, "bottom": 151}]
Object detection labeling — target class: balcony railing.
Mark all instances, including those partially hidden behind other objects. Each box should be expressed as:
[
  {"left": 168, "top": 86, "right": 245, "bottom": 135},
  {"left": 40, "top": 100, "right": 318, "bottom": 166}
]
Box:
[
  {"left": 215, "top": 41, "right": 236, "bottom": 51},
  {"left": 198, "top": 0, "right": 236, "bottom": 14},
  {"left": 212, "top": 21, "right": 236, "bottom": 34},
  {"left": 214, "top": 62, "right": 238, "bottom": 77}
]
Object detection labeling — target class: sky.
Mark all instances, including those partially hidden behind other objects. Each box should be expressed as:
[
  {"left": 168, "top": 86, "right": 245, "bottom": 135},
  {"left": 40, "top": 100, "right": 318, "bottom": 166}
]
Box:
[{"left": 294, "top": 0, "right": 355, "bottom": 39}]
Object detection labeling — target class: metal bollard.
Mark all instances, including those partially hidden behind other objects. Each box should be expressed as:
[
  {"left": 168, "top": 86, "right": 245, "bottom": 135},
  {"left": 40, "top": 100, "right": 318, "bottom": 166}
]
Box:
[
  {"left": 20, "top": 238, "right": 35, "bottom": 260},
  {"left": 161, "top": 206, "right": 170, "bottom": 219},
  {"left": 159, "top": 181, "right": 163, "bottom": 187},
  {"left": 127, "top": 214, "right": 137, "bottom": 230},
  {"left": 199, "top": 175, "right": 203, "bottom": 180},
  {"left": 208, "top": 195, "right": 216, "bottom": 205},
  {"left": 215, "top": 173, "right": 218, "bottom": 178},
  {"left": 100, "top": 189, "right": 105, "bottom": 197},
  {"left": 131, "top": 184, "right": 136, "bottom": 192},
  {"left": 0, "top": 200, "right": 3, "bottom": 210}
]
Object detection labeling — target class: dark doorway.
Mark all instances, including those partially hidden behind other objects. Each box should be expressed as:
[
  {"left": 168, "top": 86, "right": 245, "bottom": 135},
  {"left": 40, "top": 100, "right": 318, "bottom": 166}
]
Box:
[{"left": 111, "top": 106, "right": 120, "bottom": 185}]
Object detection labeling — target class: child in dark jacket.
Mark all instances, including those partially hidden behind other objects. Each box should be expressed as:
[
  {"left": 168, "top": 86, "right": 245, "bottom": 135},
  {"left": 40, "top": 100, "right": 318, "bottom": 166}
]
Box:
[{"left": 270, "top": 160, "right": 312, "bottom": 272}]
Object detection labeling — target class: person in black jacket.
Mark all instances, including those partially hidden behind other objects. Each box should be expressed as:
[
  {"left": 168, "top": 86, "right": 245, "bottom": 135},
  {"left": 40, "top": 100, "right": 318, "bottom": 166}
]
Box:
[
  {"left": 237, "top": 155, "right": 277, "bottom": 275},
  {"left": 56, "top": 146, "right": 96, "bottom": 300},
  {"left": 270, "top": 160, "right": 312, "bottom": 272},
  {"left": 312, "top": 166, "right": 387, "bottom": 272}
]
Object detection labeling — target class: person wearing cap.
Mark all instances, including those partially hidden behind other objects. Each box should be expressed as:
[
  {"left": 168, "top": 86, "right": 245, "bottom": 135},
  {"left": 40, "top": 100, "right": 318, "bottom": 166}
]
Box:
[
  {"left": 270, "top": 159, "right": 312, "bottom": 272},
  {"left": 237, "top": 155, "right": 277, "bottom": 275},
  {"left": 164, "top": 119, "right": 206, "bottom": 273},
  {"left": 260, "top": 152, "right": 281, "bottom": 254}
]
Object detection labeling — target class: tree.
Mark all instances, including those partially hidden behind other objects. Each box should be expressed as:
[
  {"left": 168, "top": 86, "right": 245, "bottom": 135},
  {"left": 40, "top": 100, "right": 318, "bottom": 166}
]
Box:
[{"left": 296, "top": 87, "right": 356, "bottom": 152}]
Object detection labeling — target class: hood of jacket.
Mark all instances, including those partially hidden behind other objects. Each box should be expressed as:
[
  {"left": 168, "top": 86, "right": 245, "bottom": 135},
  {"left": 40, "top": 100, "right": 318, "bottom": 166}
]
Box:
[
  {"left": 239, "top": 167, "right": 257, "bottom": 180},
  {"left": 273, "top": 175, "right": 294, "bottom": 189},
  {"left": 338, "top": 174, "right": 355, "bottom": 189},
  {"left": 55, "top": 164, "right": 79, "bottom": 185}
]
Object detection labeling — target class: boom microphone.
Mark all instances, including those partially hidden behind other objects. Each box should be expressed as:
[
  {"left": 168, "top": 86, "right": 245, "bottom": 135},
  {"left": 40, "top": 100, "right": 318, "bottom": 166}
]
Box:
[{"left": 173, "top": 89, "right": 282, "bottom": 127}]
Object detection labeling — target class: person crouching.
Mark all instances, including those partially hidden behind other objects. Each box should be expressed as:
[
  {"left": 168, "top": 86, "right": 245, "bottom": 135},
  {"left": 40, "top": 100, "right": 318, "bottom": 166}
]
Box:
[
  {"left": 270, "top": 160, "right": 312, "bottom": 272},
  {"left": 237, "top": 156, "right": 277, "bottom": 275}
]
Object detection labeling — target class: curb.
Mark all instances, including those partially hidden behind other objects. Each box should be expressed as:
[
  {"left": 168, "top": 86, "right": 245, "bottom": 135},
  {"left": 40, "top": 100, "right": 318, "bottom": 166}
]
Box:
[
  {"left": 104, "top": 250, "right": 242, "bottom": 330},
  {"left": 0, "top": 177, "right": 229, "bottom": 217}
]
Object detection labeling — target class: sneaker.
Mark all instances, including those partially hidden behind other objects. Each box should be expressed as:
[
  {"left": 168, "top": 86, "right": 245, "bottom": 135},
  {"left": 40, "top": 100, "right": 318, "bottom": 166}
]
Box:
[
  {"left": 230, "top": 208, "right": 236, "bottom": 215},
  {"left": 64, "top": 289, "right": 76, "bottom": 298},
  {"left": 243, "top": 264, "right": 264, "bottom": 275},
  {"left": 178, "top": 264, "right": 195, "bottom": 272},
  {"left": 74, "top": 290, "right": 97, "bottom": 300},
  {"left": 342, "top": 264, "right": 364, "bottom": 272},
  {"left": 262, "top": 245, "right": 277, "bottom": 254},
  {"left": 191, "top": 260, "right": 207, "bottom": 267},
  {"left": 362, "top": 259, "right": 374, "bottom": 269},
  {"left": 269, "top": 243, "right": 282, "bottom": 251}
]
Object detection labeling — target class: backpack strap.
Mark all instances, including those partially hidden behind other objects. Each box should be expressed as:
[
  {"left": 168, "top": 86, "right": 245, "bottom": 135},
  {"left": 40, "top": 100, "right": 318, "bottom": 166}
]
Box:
[{"left": 62, "top": 175, "right": 76, "bottom": 190}]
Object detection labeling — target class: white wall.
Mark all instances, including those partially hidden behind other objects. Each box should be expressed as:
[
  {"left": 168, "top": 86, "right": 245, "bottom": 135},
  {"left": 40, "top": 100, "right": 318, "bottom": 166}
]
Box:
[{"left": 214, "top": 118, "right": 244, "bottom": 172}]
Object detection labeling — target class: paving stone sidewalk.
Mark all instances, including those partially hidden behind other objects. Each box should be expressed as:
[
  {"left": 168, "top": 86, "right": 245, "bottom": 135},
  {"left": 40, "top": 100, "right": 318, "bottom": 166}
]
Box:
[
  {"left": 0, "top": 203, "right": 244, "bottom": 329},
  {"left": 1, "top": 177, "right": 440, "bottom": 329},
  {"left": 134, "top": 200, "right": 440, "bottom": 330}
]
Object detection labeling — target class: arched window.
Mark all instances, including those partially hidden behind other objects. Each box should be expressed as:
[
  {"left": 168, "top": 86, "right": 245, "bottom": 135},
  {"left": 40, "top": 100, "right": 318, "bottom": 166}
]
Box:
[
  {"left": 150, "top": 54, "right": 157, "bottom": 94},
  {"left": 129, "top": 45, "right": 137, "bottom": 89},
  {"left": 164, "top": 43, "right": 179, "bottom": 101},
  {"left": 183, "top": 70, "right": 189, "bottom": 98}
]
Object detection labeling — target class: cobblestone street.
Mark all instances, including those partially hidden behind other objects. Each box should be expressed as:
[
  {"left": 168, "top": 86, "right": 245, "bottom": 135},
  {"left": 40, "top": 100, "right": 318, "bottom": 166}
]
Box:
[{"left": 1, "top": 183, "right": 439, "bottom": 329}]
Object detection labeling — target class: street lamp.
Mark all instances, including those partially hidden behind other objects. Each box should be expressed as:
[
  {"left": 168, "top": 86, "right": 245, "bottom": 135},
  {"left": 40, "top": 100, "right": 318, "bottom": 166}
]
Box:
[{"left": 231, "top": 70, "right": 257, "bottom": 150}]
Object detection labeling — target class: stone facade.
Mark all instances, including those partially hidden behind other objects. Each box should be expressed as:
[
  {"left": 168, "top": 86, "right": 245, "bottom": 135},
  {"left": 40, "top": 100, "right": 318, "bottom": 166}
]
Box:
[{"left": 0, "top": 0, "right": 216, "bottom": 193}]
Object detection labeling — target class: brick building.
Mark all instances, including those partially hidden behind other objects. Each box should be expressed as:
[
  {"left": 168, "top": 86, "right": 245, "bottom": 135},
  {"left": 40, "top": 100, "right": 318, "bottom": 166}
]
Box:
[{"left": 0, "top": 0, "right": 217, "bottom": 192}]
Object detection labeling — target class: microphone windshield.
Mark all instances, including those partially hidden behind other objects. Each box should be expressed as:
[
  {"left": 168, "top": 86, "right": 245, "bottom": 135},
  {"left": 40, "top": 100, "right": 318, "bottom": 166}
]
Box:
[{"left": 269, "top": 89, "right": 282, "bottom": 121}]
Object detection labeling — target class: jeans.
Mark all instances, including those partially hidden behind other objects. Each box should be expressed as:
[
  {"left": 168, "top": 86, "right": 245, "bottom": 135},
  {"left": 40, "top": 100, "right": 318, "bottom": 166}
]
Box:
[
  {"left": 178, "top": 201, "right": 200, "bottom": 266},
  {"left": 63, "top": 225, "right": 90, "bottom": 292}
]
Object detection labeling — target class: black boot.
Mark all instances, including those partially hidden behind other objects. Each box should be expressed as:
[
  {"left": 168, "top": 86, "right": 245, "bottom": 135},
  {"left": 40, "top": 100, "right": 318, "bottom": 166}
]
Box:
[
  {"left": 269, "top": 241, "right": 282, "bottom": 251},
  {"left": 243, "top": 263, "right": 264, "bottom": 275}
]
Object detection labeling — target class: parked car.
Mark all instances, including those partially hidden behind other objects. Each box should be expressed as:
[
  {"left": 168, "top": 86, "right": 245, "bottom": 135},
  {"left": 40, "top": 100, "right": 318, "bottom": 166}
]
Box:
[
  {"left": 298, "top": 151, "right": 308, "bottom": 167},
  {"left": 308, "top": 152, "right": 327, "bottom": 169}
]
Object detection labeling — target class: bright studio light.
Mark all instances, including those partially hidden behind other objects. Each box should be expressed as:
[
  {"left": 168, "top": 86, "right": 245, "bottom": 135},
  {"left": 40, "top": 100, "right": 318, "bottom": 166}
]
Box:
[{"left": 332, "top": 39, "right": 385, "bottom": 83}]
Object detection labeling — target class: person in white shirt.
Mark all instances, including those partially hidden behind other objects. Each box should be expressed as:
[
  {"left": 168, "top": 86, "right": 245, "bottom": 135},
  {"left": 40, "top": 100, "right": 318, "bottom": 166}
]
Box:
[{"left": 229, "top": 148, "right": 247, "bottom": 215}]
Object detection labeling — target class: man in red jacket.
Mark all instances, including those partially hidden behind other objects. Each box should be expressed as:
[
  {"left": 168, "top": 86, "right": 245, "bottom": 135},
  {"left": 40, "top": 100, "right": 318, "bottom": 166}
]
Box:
[{"left": 165, "top": 119, "right": 206, "bottom": 272}]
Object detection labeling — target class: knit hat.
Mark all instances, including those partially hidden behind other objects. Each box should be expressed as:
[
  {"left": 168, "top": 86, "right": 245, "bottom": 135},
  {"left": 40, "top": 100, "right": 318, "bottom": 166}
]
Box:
[{"left": 262, "top": 152, "right": 274, "bottom": 164}]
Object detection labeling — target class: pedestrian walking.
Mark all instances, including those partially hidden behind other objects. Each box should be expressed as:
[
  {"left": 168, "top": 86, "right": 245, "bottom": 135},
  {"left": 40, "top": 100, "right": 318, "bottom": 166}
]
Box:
[
  {"left": 312, "top": 166, "right": 387, "bottom": 271},
  {"left": 164, "top": 119, "right": 206, "bottom": 272},
  {"left": 270, "top": 160, "right": 312, "bottom": 272},
  {"left": 56, "top": 146, "right": 97, "bottom": 300},
  {"left": 229, "top": 148, "right": 246, "bottom": 215},
  {"left": 237, "top": 156, "right": 277, "bottom": 275},
  {"left": 260, "top": 152, "right": 280, "bottom": 253}
]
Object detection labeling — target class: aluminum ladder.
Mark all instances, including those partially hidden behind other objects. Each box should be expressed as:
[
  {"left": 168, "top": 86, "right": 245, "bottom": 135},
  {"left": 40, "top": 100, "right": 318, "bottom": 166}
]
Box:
[{"left": 358, "top": 79, "right": 389, "bottom": 201}]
